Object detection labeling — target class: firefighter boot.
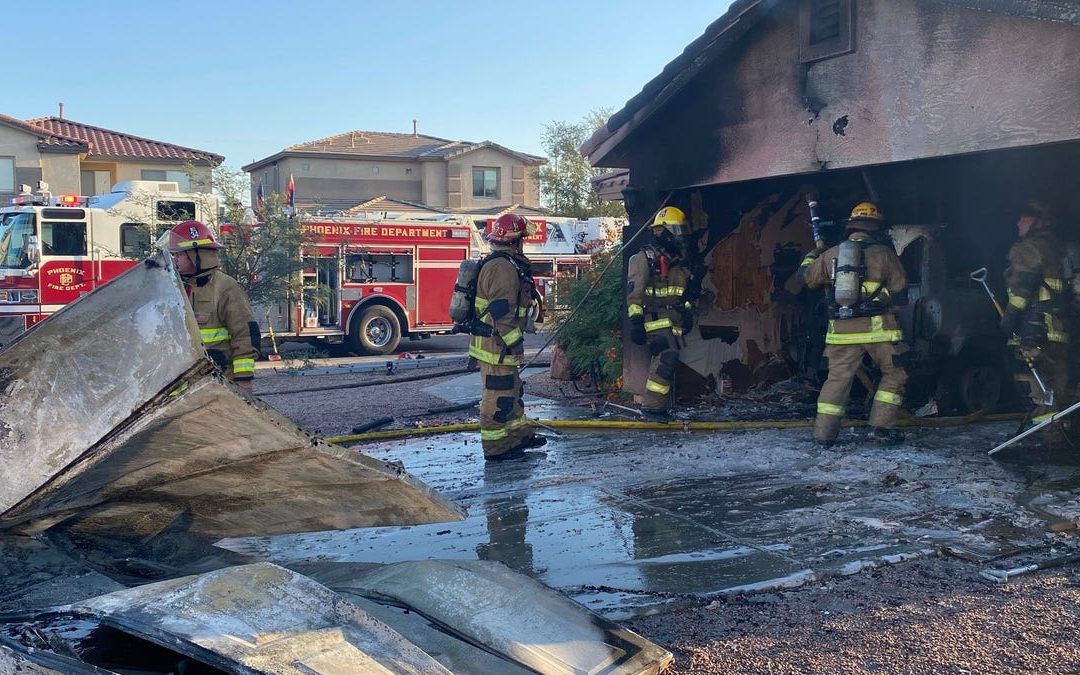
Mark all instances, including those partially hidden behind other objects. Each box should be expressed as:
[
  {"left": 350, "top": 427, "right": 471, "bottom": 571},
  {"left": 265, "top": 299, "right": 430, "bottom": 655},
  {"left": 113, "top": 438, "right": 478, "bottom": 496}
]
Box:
[{"left": 813, "top": 414, "right": 842, "bottom": 447}]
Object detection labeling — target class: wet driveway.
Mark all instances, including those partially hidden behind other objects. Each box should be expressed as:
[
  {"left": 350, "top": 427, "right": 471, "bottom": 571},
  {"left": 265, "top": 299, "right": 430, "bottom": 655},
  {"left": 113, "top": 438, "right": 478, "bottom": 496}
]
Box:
[{"left": 222, "top": 415, "right": 1080, "bottom": 620}]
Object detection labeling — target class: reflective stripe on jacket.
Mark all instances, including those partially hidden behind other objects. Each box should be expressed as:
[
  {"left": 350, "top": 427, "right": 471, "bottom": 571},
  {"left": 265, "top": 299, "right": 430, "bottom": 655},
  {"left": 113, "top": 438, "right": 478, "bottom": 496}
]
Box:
[
  {"left": 804, "top": 233, "right": 907, "bottom": 345},
  {"left": 470, "top": 247, "right": 533, "bottom": 366},
  {"left": 186, "top": 270, "right": 259, "bottom": 381},
  {"left": 626, "top": 248, "right": 692, "bottom": 329}
]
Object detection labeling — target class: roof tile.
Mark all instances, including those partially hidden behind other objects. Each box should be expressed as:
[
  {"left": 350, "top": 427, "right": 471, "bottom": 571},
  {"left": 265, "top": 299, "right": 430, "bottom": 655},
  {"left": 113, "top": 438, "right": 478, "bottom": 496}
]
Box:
[{"left": 27, "top": 117, "right": 223, "bottom": 163}]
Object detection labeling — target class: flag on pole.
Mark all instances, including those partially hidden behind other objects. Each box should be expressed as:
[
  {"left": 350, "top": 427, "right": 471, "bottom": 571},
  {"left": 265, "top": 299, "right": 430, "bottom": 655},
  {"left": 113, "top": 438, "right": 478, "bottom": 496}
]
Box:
[
  {"left": 256, "top": 182, "right": 265, "bottom": 211},
  {"left": 286, "top": 174, "right": 295, "bottom": 209}
]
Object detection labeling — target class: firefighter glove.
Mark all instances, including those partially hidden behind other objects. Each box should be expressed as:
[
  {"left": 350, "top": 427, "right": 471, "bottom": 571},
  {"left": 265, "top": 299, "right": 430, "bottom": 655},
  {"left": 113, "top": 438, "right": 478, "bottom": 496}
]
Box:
[
  {"left": 1018, "top": 344, "right": 1042, "bottom": 362},
  {"left": 630, "top": 316, "right": 647, "bottom": 345},
  {"left": 681, "top": 312, "right": 695, "bottom": 334},
  {"left": 649, "top": 339, "right": 667, "bottom": 356}
]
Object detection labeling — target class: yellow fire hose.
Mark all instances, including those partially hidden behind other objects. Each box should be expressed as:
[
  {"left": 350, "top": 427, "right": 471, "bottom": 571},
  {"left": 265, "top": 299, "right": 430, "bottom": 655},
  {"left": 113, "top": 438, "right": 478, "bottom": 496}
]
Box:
[{"left": 325, "top": 412, "right": 1023, "bottom": 445}]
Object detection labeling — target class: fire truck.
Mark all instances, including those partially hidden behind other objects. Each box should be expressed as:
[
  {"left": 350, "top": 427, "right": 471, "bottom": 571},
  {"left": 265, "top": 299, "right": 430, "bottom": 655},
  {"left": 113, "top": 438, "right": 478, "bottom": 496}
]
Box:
[
  {"left": 0, "top": 181, "right": 218, "bottom": 349},
  {"left": 258, "top": 217, "right": 473, "bottom": 355},
  {"left": 476, "top": 216, "right": 622, "bottom": 311}
]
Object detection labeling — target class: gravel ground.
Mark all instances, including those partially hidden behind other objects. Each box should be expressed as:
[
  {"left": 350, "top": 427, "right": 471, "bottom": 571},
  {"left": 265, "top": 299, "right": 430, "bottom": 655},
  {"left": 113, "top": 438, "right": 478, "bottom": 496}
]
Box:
[
  {"left": 255, "top": 363, "right": 1080, "bottom": 674},
  {"left": 627, "top": 555, "right": 1080, "bottom": 674}
]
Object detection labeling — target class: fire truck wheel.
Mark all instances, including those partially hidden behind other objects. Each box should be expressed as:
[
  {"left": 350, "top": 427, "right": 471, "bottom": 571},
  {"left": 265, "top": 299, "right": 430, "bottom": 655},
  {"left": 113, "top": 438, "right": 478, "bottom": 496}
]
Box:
[{"left": 351, "top": 305, "right": 401, "bottom": 355}]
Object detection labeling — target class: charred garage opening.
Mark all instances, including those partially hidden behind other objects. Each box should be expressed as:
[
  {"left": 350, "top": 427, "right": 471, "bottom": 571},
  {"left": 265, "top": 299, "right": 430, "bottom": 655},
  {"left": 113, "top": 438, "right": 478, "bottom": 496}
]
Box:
[{"left": 582, "top": 0, "right": 1080, "bottom": 414}]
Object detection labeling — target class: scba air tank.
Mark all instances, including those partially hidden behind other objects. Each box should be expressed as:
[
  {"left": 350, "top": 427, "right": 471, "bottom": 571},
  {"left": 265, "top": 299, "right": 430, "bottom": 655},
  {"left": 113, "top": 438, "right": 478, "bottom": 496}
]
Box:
[
  {"left": 833, "top": 238, "right": 863, "bottom": 309},
  {"left": 449, "top": 258, "right": 481, "bottom": 325}
]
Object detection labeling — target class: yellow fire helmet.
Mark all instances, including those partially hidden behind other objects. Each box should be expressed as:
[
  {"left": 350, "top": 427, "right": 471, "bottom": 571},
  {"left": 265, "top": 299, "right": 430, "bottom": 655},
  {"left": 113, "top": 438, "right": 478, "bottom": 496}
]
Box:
[
  {"left": 848, "top": 201, "right": 884, "bottom": 229},
  {"left": 652, "top": 206, "right": 687, "bottom": 236}
]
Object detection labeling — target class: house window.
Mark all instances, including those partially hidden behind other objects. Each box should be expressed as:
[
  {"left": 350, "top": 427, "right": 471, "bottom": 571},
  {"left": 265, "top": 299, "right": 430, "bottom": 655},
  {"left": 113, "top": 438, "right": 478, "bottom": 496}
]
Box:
[
  {"left": 302, "top": 163, "right": 311, "bottom": 172},
  {"left": 0, "top": 157, "right": 13, "bottom": 193},
  {"left": 372, "top": 166, "right": 380, "bottom": 175},
  {"left": 799, "top": 0, "right": 854, "bottom": 63},
  {"left": 80, "top": 170, "right": 111, "bottom": 195},
  {"left": 141, "top": 169, "right": 191, "bottom": 192},
  {"left": 472, "top": 168, "right": 499, "bottom": 198}
]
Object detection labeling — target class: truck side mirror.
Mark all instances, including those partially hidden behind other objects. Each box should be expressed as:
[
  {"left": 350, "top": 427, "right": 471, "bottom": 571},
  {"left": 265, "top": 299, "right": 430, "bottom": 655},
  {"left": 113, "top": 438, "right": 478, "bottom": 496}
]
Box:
[{"left": 26, "top": 235, "right": 41, "bottom": 266}]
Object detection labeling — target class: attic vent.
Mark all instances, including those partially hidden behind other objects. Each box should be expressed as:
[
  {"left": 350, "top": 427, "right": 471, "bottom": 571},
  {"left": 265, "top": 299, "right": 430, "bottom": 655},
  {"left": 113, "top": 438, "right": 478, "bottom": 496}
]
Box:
[{"left": 800, "top": 0, "right": 854, "bottom": 63}]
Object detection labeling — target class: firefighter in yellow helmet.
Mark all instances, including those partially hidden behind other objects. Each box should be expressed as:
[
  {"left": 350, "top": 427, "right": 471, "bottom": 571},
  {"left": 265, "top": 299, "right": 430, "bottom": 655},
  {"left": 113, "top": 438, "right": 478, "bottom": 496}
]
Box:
[
  {"left": 167, "top": 221, "right": 260, "bottom": 390},
  {"left": 471, "top": 213, "right": 547, "bottom": 460},
  {"left": 799, "top": 202, "right": 908, "bottom": 445},
  {"left": 1000, "top": 202, "right": 1070, "bottom": 436},
  {"left": 626, "top": 206, "right": 696, "bottom": 420}
]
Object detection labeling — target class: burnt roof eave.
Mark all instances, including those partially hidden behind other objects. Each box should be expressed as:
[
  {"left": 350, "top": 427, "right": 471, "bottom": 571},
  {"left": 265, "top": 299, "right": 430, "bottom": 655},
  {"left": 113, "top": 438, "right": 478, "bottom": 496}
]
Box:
[{"left": 580, "top": 0, "right": 767, "bottom": 167}]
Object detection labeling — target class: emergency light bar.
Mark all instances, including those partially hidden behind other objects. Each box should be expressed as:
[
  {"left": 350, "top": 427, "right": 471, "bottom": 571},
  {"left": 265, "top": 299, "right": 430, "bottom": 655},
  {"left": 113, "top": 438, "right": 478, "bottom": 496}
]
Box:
[{"left": 57, "top": 195, "right": 85, "bottom": 206}]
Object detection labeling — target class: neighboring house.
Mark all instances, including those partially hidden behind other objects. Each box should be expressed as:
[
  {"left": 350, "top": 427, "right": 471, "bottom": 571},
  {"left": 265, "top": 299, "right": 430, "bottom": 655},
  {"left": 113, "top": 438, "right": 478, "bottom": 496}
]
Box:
[
  {"left": 243, "top": 128, "right": 545, "bottom": 213},
  {"left": 581, "top": 0, "right": 1080, "bottom": 396},
  {"left": 0, "top": 112, "right": 222, "bottom": 200}
]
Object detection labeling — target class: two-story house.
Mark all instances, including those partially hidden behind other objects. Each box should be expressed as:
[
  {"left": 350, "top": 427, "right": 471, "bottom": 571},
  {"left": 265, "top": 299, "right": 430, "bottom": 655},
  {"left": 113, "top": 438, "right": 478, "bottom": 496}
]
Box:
[
  {"left": 243, "top": 128, "right": 545, "bottom": 213},
  {"left": 0, "top": 112, "right": 222, "bottom": 199}
]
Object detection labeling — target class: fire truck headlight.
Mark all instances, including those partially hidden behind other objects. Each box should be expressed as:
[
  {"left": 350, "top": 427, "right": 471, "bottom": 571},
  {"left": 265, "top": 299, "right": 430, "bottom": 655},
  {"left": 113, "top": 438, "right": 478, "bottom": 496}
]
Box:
[{"left": 20, "top": 290, "right": 38, "bottom": 303}]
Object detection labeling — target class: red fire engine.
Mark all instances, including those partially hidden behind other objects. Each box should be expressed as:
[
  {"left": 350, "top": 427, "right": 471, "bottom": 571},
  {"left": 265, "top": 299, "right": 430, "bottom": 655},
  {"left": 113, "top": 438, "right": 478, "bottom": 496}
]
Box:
[
  {"left": 0, "top": 181, "right": 217, "bottom": 349},
  {"left": 258, "top": 217, "right": 473, "bottom": 355}
]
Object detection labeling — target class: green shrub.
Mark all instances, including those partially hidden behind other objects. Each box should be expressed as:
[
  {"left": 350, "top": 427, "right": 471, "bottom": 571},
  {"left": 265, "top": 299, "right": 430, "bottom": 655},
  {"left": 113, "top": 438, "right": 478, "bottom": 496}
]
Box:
[{"left": 553, "top": 249, "right": 624, "bottom": 388}]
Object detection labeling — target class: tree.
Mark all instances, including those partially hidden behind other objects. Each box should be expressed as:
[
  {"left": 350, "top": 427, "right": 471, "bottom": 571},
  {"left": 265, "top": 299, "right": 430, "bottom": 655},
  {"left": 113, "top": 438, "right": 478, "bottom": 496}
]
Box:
[
  {"left": 536, "top": 110, "right": 626, "bottom": 219},
  {"left": 206, "top": 167, "right": 311, "bottom": 308}
]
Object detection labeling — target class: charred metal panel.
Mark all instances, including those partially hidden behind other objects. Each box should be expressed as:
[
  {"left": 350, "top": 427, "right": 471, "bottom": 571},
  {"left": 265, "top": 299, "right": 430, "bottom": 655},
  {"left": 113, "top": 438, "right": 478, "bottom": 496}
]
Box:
[
  {"left": 322, "top": 559, "right": 675, "bottom": 675},
  {"left": 0, "top": 252, "right": 204, "bottom": 515},
  {"left": 618, "top": 0, "right": 1080, "bottom": 191},
  {"left": 0, "top": 376, "right": 465, "bottom": 537},
  {"left": 67, "top": 563, "right": 451, "bottom": 673}
]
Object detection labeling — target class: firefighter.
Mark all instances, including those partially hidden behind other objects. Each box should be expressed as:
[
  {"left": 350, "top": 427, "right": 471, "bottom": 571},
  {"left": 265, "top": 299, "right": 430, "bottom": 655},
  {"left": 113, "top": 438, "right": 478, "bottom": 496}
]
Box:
[
  {"left": 1000, "top": 203, "right": 1070, "bottom": 434},
  {"left": 626, "top": 207, "right": 696, "bottom": 420},
  {"left": 471, "top": 213, "right": 546, "bottom": 460},
  {"left": 167, "top": 221, "right": 259, "bottom": 390},
  {"left": 800, "top": 202, "right": 908, "bottom": 445}
]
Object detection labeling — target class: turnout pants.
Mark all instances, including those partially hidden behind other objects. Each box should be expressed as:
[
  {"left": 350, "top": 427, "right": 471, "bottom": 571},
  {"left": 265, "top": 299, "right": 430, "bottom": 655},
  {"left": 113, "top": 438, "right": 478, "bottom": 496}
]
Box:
[
  {"left": 814, "top": 341, "right": 908, "bottom": 442},
  {"left": 1015, "top": 343, "right": 1070, "bottom": 425},
  {"left": 643, "top": 328, "right": 680, "bottom": 412},
  {"left": 479, "top": 362, "right": 531, "bottom": 458}
]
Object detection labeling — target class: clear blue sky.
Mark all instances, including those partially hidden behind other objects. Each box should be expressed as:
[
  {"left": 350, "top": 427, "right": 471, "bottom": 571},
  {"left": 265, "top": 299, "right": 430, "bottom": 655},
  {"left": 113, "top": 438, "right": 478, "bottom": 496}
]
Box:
[{"left": 7, "top": 1, "right": 732, "bottom": 171}]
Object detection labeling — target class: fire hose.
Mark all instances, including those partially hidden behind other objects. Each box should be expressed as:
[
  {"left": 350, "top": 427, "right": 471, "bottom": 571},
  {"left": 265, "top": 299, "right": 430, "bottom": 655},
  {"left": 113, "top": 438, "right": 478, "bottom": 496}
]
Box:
[{"left": 325, "top": 411, "right": 1022, "bottom": 445}]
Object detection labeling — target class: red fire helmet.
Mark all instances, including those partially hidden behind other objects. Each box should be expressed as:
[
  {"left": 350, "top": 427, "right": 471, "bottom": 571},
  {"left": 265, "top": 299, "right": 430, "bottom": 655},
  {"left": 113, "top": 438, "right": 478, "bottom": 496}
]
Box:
[
  {"left": 167, "top": 220, "right": 224, "bottom": 252},
  {"left": 487, "top": 213, "right": 535, "bottom": 244}
]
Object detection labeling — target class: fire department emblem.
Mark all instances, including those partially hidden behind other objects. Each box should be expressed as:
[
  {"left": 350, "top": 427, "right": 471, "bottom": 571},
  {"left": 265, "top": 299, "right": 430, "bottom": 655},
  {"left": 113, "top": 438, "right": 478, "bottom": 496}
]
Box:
[
  {"left": 189, "top": 226, "right": 200, "bottom": 239},
  {"left": 44, "top": 266, "right": 86, "bottom": 292}
]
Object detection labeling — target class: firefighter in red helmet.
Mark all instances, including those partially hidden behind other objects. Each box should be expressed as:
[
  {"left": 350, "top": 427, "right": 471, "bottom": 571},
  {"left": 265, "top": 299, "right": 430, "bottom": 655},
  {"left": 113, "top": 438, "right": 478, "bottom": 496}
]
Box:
[
  {"left": 471, "top": 213, "right": 546, "bottom": 460},
  {"left": 167, "top": 220, "right": 260, "bottom": 390}
]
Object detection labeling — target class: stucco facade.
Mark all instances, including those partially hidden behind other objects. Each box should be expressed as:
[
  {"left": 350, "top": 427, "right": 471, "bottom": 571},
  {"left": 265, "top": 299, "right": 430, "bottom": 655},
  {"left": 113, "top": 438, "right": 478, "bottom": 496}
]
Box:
[{"left": 245, "top": 131, "right": 544, "bottom": 212}]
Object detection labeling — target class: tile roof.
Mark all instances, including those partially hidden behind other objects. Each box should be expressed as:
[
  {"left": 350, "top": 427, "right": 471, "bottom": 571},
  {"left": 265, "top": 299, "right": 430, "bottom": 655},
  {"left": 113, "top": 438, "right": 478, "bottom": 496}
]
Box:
[
  {"left": 245, "top": 131, "right": 545, "bottom": 170},
  {"left": 296, "top": 195, "right": 445, "bottom": 216},
  {"left": 0, "top": 113, "right": 86, "bottom": 150},
  {"left": 27, "top": 117, "right": 223, "bottom": 163},
  {"left": 341, "top": 196, "right": 446, "bottom": 216},
  {"left": 456, "top": 203, "right": 551, "bottom": 217}
]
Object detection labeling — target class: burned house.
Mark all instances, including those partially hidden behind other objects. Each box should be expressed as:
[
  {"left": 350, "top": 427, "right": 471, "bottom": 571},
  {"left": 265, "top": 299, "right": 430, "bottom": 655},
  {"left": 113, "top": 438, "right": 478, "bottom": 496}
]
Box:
[{"left": 583, "top": 0, "right": 1080, "bottom": 412}]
